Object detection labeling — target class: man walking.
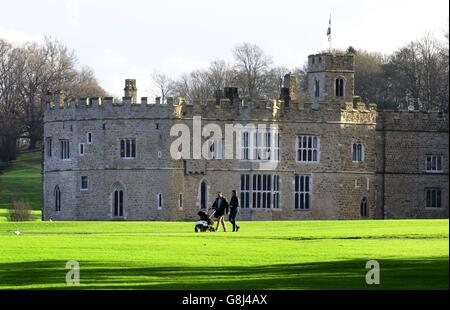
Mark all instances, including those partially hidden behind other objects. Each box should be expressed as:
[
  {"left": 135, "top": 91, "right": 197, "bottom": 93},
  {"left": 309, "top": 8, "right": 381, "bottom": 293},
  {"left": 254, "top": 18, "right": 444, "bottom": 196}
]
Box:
[
  {"left": 211, "top": 192, "right": 229, "bottom": 232},
  {"left": 229, "top": 190, "right": 240, "bottom": 232}
]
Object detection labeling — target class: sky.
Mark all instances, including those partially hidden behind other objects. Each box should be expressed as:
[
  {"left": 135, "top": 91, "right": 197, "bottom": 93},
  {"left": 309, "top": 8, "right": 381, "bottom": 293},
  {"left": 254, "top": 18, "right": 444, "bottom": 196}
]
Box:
[{"left": 0, "top": 0, "right": 448, "bottom": 97}]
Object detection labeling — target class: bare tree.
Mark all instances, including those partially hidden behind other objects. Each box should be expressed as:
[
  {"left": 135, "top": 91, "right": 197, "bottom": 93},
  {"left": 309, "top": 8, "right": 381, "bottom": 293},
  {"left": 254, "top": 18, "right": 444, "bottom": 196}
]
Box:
[
  {"left": 233, "top": 42, "right": 272, "bottom": 99},
  {"left": 0, "top": 40, "right": 24, "bottom": 161},
  {"left": 152, "top": 71, "right": 174, "bottom": 104},
  {"left": 0, "top": 36, "right": 107, "bottom": 158},
  {"left": 67, "top": 66, "right": 108, "bottom": 98},
  {"left": 207, "top": 60, "right": 236, "bottom": 91},
  {"left": 16, "top": 38, "right": 77, "bottom": 149}
]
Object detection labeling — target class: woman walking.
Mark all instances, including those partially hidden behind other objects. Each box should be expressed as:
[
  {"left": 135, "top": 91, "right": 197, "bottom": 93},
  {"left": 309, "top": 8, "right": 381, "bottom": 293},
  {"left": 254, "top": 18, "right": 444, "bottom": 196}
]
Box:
[{"left": 229, "top": 190, "right": 240, "bottom": 232}]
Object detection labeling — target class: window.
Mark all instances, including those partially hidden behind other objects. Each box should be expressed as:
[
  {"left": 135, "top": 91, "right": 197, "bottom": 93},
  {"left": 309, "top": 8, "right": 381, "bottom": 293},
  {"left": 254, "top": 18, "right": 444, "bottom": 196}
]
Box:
[
  {"left": 240, "top": 129, "right": 280, "bottom": 161},
  {"left": 60, "top": 139, "right": 70, "bottom": 160},
  {"left": 426, "top": 155, "right": 443, "bottom": 173},
  {"left": 335, "top": 78, "right": 344, "bottom": 97},
  {"left": 360, "top": 197, "right": 368, "bottom": 217},
  {"left": 81, "top": 176, "right": 88, "bottom": 191},
  {"left": 54, "top": 185, "right": 61, "bottom": 212},
  {"left": 200, "top": 180, "right": 208, "bottom": 209},
  {"left": 241, "top": 132, "right": 250, "bottom": 160},
  {"left": 297, "top": 136, "right": 320, "bottom": 162},
  {"left": 294, "top": 175, "right": 311, "bottom": 210},
  {"left": 207, "top": 139, "right": 224, "bottom": 160},
  {"left": 157, "top": 193, "right": 163, "bottom": 210},
  {"left": 46, "top": 137, "right": 52, "bottom": 157},
  {"left": 179, "top": 193, "right": 183, "bottom": 209},
  {"left": 426, "top": 188, "right": 442, "bottom": 209},
  {"left": 273, "top": 175, "right": 280, "bottom": 209},
  {"left": 79, "top": 143, "right": 85, "bottom": 156},
  {"left": 120, "top": 139, "right": 136, "bottom": 158},
  {"left": 252, "top": 174, "right": 280, "bottom": 209},
  {"left": 87, "top": 132, "right": 92, "bottom": 144},
  {"left": 352, "top": 143, "right": 364, "bottom": 162},
  {"left": 240, "top": 174, "right": 250, "bottom": 209},
  {"left": 113, "top": 189, "right": 124, "bottom": 217},
  {"left": 314, "top": 80, "right": 320, "bottom": 97},
  {"left": 240, "top": 174, "right": 280, "bottom": 209}
]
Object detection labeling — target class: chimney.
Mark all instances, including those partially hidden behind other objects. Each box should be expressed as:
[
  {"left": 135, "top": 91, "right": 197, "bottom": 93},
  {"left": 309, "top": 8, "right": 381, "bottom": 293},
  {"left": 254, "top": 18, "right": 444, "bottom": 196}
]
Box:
[
  {"left": 283, "top": 73, "right": 297, "bottom": 101},
  {"left": 124, "top": 79, "right": 137, "bottom": 103},
  {"left": 53, "top": 90, "right": 65, "bottom": 108}
]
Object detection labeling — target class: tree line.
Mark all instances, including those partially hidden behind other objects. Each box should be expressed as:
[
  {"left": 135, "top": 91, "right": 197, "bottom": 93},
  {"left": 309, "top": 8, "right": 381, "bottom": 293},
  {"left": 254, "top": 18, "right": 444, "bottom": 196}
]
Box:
[
  {"left": 152, "top": 42, "right": 307, "bottom": 105},
  {"left": 351, "top": 33, "right": 449, "bottom": 111},
  {"left": 1, "top": 29, "right": 448, "bottom": 162},
  {"left": 0, "top": 37, "right": 106, "bottom": 161},
  {"left": 153, "top": 32, "right": 449, "bottom": 113}
]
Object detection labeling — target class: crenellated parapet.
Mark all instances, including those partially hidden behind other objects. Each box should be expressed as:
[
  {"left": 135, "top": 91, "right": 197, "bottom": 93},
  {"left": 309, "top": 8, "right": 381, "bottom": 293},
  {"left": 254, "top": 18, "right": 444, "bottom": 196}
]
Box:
[
  {"left": 45, "top": 92, "right": 379, "bottom": 124},
  {"left": 377, "top": 109, "right": 449, "bottom": 132},
  {"left": 340, "top": 101, "right": 377, "bottom": 124}
]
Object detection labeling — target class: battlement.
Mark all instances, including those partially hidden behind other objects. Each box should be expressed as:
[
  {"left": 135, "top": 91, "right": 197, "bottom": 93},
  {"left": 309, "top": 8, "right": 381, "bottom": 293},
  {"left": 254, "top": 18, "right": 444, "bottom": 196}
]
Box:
[
  {"left": 308, "top": 52, "right": 354, "bottom": 73},
  {"left": 44, "top": 90, "right": 380, "bottom": 125},
  {"left": 377, "top": 109, "right": 449, "bottom": 132}
]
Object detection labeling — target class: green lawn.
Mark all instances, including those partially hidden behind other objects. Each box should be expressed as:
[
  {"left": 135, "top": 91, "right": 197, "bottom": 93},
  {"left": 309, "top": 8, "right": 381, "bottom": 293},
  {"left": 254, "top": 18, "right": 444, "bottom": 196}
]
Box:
[
  {"left": 0, "top": 150, "right": 42, "bottom": 211},
  {"left": 0, "top": 220, "right": 448, "bottom": 290},
  {"left": 0, "top": 152, "right": 448, "bottom": 289}
]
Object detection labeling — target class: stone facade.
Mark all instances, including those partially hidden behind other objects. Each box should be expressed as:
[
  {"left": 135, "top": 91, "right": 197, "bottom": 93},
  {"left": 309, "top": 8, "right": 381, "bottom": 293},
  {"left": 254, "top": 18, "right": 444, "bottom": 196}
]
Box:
[{"left": 42, "top": 52, "right": 449, "bottom": 221}]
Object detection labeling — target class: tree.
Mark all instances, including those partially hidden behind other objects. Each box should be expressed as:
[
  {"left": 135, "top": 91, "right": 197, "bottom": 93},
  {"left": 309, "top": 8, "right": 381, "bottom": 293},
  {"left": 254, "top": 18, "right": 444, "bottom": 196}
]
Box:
[
  {"left": 0, "top": 37, "right": 107, "bottom": 159},
  {"left": 67, "top": 66, "right": 108, "bottom": 98},
  {"left": 385, "top": 35, "right": 448, "bottom": 111},
  {"left": 233, "top": 42, "right": 272, "bottom": 100},
  {"left": 151, "top": 71, "right": 174, "bottom": 104},
  {"left": 0, "top": 40, "right": 24, "bottom": 161},
  {"left": 353, "top": 49, "right": 387, "bottom": 106},
  {"left": 207, "top": 60, "right": 236, "bottom": 92}
]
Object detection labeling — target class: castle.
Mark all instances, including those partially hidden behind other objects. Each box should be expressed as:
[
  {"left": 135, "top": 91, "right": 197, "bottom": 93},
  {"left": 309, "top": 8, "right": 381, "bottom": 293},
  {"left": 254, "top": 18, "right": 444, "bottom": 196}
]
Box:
[{"left": 42, "top": 52, "right": 449, "bottom": 221}]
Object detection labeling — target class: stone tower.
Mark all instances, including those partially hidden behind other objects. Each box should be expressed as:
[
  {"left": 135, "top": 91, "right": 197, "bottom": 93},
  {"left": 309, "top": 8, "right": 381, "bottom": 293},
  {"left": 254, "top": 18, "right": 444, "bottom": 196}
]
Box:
[
  {"left": 307, "top": 53, "right": 354, "bottom": 104},
  {"left": 124, "top": 79, "right": 138, "bottom": 103}
]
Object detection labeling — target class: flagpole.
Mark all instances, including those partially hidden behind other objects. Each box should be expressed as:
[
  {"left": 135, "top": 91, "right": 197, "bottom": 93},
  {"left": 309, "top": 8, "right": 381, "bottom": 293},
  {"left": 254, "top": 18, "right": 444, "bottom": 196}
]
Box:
[{"left": 328, "top": 13, "right": 332, "bottom": 52}]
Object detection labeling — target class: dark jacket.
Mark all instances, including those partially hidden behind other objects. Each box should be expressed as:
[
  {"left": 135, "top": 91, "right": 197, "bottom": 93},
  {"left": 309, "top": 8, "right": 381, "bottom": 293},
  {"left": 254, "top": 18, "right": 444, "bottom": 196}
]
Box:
[
  {"left": 211, "top": 196, "right": 229, "bottom": 217},
  {"left": 230, "top": 196, "right": 239, "bottom": 209},
  {"left": 229, "top": 196, "right": 239, "bottom": 216}
]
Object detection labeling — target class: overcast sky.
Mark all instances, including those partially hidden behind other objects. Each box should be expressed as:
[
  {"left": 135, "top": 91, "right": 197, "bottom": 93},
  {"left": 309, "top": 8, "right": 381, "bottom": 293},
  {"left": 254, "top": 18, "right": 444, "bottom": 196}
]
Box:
[{"left": 0, "top": 0, "right": 448, "bottom": 97}]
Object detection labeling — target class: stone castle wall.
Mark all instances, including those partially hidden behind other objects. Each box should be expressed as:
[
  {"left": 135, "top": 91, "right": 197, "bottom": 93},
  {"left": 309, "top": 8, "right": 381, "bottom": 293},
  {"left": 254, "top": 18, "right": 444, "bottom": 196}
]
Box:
[
  {"left": 376, "top": 110, "right": 449, "bottom": 219},
  {"left": 42, "top": 52, "right": 449, "bottom": 221}
]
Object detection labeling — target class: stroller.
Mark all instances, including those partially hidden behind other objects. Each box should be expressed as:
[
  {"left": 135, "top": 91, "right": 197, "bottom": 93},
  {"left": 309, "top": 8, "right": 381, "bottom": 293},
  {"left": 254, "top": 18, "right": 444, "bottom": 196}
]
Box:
[{"left": 194, "top": 210, "right": 216, "bottom": 232}]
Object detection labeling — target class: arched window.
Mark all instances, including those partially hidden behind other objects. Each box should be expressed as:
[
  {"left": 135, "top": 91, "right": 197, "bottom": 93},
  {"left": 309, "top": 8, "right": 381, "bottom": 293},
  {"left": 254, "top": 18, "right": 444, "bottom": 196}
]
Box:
[
  {"left": 200, "top": 180, "right": 208, "bottom": 209},
  {"left": 335, "top": 78, "right": 344, "bottom": 97},
  {"left": 352, "top": 143, "right": 364, "bottom": 162},
  {"left": 314, "top": 79, "right": 320, "bottom": 97},
  {"left": 113, "top": 189, "right": 124, "bottom": 217},
  {"left": 360, "top": 197, "right": 368, "bottom": 217},
  {"left": 54, "top": 185, "right": 61, "bottom": 212}
]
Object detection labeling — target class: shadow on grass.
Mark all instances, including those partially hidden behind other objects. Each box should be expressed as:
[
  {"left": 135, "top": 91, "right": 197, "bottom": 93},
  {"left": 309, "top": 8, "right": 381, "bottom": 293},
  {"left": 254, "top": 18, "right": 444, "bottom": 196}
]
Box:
[{"left": 0, "top": 258, "right": 448, "bottom": 290}]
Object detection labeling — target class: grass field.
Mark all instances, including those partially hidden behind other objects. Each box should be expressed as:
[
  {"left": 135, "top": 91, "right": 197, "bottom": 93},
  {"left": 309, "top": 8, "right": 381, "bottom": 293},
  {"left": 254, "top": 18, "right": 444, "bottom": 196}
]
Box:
[
  {"left": 0, "top": 152, "right": 448, "bottom": 290},
  {"left": 0, "top": 150, "right": 42, "bottom": 212},
  {"left": 0, "top": 220, "right": 448, "bottom": 290}
]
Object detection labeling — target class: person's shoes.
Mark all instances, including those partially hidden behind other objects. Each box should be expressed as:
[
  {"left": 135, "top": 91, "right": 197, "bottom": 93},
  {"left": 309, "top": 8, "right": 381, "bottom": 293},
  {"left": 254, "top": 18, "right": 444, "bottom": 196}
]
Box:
[{"left": 236, "top": 226, "right": 240, "bottom": 232}]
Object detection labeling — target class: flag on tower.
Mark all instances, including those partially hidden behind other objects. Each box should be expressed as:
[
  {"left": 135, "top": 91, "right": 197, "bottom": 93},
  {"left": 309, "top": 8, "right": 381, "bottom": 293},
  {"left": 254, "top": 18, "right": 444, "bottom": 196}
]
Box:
[{"left": 327, "top": 14, "right": 331, "bottom": 42}]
